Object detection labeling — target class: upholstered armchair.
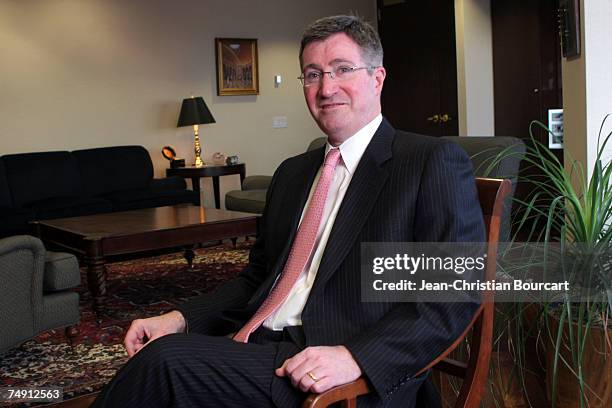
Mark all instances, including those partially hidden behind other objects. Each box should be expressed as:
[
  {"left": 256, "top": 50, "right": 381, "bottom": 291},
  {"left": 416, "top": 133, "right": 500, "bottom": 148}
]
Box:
[
  {"left": 225, "top": 138, "right": 327, "bottom": 213},
  {"left": 442, "top": 136, "right": 525, "bottom": 241},
  {"left": 224, "top": 175, "right": 273, "bottom": 214},
  {"left": 0, "top": 235, "right": 80, "bottom": 354}
]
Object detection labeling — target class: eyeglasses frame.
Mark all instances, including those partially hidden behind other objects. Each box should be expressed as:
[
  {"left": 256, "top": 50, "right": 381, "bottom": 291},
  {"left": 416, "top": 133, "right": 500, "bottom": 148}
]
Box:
[{"left": 297, "top": 65, "right": 380, "bottom": 87}]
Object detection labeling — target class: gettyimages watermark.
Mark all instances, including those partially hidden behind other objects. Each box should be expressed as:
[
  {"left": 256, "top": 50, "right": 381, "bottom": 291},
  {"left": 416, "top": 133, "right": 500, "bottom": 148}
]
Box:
[{"left": 361, "top": 242, "right": 611, "bottom": 303}]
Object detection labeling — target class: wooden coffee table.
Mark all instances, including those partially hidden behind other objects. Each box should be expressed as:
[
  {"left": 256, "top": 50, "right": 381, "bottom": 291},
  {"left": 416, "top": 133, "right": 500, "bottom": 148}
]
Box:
[{"left": 35, "top": 205, "right": 258, "bottom": 315}]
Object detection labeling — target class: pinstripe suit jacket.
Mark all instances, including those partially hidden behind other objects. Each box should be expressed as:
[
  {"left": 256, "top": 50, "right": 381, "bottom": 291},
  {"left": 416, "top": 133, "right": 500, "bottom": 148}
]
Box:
[{"left": 177, "top": 118, "right": 485, "bottom": 407}]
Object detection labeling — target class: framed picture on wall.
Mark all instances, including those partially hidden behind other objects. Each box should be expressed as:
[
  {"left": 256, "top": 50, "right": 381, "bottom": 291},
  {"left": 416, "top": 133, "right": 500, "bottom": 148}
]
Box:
[{"left": 215, "top": 38, "right": 259, "bottom": 96}]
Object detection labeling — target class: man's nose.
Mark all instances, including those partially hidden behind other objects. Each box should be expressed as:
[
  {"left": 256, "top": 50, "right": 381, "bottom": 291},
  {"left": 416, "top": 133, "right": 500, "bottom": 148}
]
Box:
[{"left": 318, "top": 73, "right": 339, "bottom": 97}]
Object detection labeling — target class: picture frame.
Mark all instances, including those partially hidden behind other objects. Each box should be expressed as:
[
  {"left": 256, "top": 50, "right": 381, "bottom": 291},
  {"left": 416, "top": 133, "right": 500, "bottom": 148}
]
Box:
[
  {"left": 558, "top": 0, "right": 580, "bottom": 58},
  {"left": 215, "top": 38, "right": 259, "bottom": 96},
  {"left": 548, "top": 109, "right": 564, "bottom": 149}
]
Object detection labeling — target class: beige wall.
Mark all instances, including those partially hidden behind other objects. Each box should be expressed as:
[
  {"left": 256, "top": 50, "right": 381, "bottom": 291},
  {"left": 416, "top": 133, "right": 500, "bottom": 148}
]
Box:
[
  {"left": 562, "top": 0, "right": 612, "bottom": 177},
  {"left": 454, "top": 0, "right": 495, "bottom": 136},
  {"left": 0, "top": 0, "right": 375, "bottom": 207},
  {"left": 561, "top": 0, "right": 588, "bottom": 175}
]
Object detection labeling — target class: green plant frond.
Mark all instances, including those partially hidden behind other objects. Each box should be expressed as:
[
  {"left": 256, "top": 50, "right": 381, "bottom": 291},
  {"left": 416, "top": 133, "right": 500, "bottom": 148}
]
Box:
[
  {"left": 514, "top": 122, "right": 612, "bottom": 243},
  {"left": 469, "top": 147, "right": 509, "bottom": 175},
  {"left": 494, "top": 116, "right": 612, "bottom": 407},
  {"left": 545, "top": 196, "right": 567, "bottom": 242},
  {"left": 595, "top": 113, "right": 612, "bottom": 162}
]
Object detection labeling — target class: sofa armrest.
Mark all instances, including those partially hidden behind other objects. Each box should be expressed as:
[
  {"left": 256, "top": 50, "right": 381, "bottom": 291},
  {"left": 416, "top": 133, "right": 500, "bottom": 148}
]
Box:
[
  {"left": 150, "top": 176, "right": 187, "bottom": 191},
  {"left": 242, "top": 175, "right": 272, "bottom": 191}
]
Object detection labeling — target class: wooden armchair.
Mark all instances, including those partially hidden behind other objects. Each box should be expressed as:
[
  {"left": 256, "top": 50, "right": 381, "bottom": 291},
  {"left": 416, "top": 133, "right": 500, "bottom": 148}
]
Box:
[{"left": 304, "top": 177, "right": 512, "bottom": 408}]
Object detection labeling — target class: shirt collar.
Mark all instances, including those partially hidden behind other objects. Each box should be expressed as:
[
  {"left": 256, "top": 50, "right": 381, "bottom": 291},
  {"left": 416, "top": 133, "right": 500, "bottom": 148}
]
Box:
[{"left": 324, "top": 114, "right": 382, "bottom": 175}]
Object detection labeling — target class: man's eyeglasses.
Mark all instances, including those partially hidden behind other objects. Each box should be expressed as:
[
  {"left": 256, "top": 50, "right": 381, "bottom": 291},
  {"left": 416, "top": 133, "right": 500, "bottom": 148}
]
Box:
[{"left": 298, "top": 66, "right": 378, "bottom": 87}]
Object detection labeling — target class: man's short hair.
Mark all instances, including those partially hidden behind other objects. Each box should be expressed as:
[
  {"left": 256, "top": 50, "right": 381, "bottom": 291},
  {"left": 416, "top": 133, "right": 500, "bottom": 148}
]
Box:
[{"left": 299, "top": 15, "right": 383, "bottom": 69}]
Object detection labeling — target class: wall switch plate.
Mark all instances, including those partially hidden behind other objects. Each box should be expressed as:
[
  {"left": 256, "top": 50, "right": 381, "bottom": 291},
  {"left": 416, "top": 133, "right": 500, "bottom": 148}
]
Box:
[{"left": 272, "top": 116, "right": 288, "bottom": 128}]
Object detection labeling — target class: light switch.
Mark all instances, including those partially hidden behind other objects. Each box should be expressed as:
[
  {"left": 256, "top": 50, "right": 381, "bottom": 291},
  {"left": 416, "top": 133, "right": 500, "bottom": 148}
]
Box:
[{"left": 272, "top": 116, "right": 288, "bottom": 128}]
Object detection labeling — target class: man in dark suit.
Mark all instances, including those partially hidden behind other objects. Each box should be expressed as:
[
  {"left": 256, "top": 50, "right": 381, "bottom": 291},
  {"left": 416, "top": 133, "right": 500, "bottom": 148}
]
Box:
[{"left": 94, "top": 15, "right": 484, "bottom": 408}]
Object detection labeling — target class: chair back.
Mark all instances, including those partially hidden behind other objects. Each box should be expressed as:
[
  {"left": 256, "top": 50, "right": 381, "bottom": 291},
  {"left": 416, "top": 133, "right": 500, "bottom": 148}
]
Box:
[
  {"left": 304, "top": 177, "right": 512, "bottom": 408},
  {"left": 424, "top": 177, "right": 511, "bottom": 407},
  {"left": 307, "top": 137, "right": 327, "bottom": 152}
]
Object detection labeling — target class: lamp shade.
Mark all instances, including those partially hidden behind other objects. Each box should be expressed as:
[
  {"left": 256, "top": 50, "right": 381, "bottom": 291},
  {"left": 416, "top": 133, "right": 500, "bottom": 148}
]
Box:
[{"left": 177, "top": 97, "right": 216, "bottom": 127}]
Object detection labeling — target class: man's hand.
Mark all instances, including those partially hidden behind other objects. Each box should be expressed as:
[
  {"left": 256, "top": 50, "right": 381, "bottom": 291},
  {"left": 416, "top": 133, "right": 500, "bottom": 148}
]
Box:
[
  {"left": 124, "top": 310, "right": 187, "bottom": 358},
  {"left": 275, "top": 346, "right": 362, "bottom": 393}
]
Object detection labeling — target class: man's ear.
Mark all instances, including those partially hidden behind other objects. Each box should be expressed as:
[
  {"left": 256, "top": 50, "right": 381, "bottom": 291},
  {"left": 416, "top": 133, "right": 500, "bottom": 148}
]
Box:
[{"left": 373, "top": 66, "right": 386, "bottom": 94}]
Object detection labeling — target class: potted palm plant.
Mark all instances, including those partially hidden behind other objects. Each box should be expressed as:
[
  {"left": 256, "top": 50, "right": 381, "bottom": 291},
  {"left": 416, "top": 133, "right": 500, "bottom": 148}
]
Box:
[{"left": 490, "top": 118, "right": 612, "bottom": 407}]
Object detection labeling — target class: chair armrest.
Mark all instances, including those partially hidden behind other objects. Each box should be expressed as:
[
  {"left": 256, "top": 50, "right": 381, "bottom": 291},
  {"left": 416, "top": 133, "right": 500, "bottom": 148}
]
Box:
[
  {"left": 242, "top": 175, "right": 272, "bottom": 191},
  {"left": 0, "top": 235, "right": 46, "bottom": 346},
  {"left": 303, "top": 378, "right": 371, "bottom": 408},
  {"left": 44, "top": 251, "right": 80, "bottom": 292},
  {"left": 150, "top": 176, "right": 187, "bottom": 190}
]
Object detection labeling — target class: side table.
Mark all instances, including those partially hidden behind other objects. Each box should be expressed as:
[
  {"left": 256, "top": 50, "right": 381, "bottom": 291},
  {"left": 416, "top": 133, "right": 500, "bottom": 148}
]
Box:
[{"left": 167, "top": 163, "right": 246, "bottom": 209}]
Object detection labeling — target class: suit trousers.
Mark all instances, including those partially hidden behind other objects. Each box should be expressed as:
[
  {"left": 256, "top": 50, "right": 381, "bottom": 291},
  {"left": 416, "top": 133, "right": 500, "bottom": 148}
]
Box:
[{"left": 92, "top": 328, "right": 305, "bottom": 408}]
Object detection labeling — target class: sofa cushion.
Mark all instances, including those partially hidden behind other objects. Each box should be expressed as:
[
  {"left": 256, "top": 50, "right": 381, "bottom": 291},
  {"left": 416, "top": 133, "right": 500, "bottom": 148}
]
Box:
[
  {"left": 72, "top": 146, "right": 154, "bottom": 196},
  {"left": 44, "top": 251, "right": 81, "bottom": 292},
  {"left": 0, "top": 160, "right": 13, "bottom": 209},
  {"left": 103, "top": 188, "right": 199, "bottom": 211},
  {"left": 225, "top": 189, "right": 267, "bottom": 214},
  {"left": 29, "top": 196, "right": 113, "bottom": 220},
  {"left": 2, "top": 151, "right": 82, "bottom": 208}
]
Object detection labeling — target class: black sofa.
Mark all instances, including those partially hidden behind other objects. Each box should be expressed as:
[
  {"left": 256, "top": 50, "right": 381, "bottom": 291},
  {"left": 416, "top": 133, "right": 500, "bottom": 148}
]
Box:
[{"left": 0, "top": 146, "right": 198, "bottom": 237}]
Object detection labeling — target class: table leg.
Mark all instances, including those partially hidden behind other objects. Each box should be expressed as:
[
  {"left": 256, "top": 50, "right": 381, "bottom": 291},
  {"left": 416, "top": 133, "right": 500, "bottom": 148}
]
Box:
[
  {"left": 184, "top": 247, "right": 195, "bottom": 268},
  {"left": 212, "top": 176, "right": 221, "bottom": 209},
  {"left": 190, "top": 177, "right": 202, "bottom": 206},
  {"left": 239, "top": 168, "right": 245, "bottom": 188},
  {"left": 190, "top": 177, "right": 201, "bottom": 193},
  {"left": 84, "top": 239, "right": 106, "bottom": 322}
]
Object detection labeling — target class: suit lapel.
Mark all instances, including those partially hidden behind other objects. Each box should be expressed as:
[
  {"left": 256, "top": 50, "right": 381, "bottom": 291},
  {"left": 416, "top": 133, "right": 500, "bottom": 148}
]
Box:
[{"left": 308, "top": 119, "right": 395, "bottom": 300}]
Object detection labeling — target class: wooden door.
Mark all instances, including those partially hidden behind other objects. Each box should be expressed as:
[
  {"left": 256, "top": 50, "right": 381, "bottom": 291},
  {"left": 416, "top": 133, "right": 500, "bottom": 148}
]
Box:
[
  {"left": 492, "top": 0, "right": 564, "bottom": 238},
  {"left": 378, "top": 0, "right": 458, "bottom": 136},
  {"left": 492, "top": 0, "right": 563, "bottom": 147}
]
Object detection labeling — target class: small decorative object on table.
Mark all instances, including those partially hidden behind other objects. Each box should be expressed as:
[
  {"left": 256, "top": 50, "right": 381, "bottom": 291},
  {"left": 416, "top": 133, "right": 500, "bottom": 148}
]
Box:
[
  {"left": 162, "top": 146, "right": 186, "bottom": 169},
  {"left": 212, "top": 152, "right": 227, "bottom": 165},
  {"left": 226, "top": 155, "right": 240, "bottom": 165}
]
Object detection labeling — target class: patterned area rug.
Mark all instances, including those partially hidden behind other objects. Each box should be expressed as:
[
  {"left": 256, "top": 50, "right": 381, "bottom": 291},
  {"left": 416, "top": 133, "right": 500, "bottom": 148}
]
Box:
[{"left": 0, "top": 242, "right": 250, "bottom": 406}]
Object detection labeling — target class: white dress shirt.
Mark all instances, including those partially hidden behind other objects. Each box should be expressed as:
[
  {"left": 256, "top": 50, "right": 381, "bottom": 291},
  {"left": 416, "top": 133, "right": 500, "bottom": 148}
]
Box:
[{"left": 263, "top": 114, "right": 383, "bottom": 330}]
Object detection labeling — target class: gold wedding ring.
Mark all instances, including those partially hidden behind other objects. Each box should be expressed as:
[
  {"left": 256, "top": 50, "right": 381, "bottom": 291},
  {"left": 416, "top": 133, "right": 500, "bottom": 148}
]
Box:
[{"left": 307, "top": 371, "right": 319, "bottom": 382}]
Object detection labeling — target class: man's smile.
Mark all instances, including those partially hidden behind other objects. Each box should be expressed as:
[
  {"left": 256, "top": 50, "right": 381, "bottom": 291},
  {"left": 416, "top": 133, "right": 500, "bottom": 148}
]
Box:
[{"left": 319, "top": 102, "right": 348, "bottom": 110}]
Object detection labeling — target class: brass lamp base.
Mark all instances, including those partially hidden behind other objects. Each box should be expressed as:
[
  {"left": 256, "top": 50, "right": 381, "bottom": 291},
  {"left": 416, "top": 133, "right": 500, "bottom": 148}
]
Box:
[{"left": 193, "top": 125, "right": 204, "bottom": 167}]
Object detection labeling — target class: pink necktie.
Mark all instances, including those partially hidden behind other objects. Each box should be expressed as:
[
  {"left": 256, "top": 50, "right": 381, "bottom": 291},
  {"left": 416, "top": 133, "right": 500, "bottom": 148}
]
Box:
[{"left": 234, "top": 148, "right": 342, "bottom": 342}]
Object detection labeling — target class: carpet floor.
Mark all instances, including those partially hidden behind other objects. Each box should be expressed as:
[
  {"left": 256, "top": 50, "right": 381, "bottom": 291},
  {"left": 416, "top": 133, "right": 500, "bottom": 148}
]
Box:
[{"left": 0, "top": 242, "right": 250, "bottom": 407}]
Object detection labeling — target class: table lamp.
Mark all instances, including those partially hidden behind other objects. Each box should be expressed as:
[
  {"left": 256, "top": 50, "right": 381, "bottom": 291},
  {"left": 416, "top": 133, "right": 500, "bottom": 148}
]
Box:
[{"left": 177, "top": 96, "right": 216, "bottom": 167}]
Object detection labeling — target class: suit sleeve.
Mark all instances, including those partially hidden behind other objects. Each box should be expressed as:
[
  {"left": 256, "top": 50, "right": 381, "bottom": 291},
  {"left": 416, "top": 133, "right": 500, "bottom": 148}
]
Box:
[
  {"left": 343, "top": 142, "right": 485, "bottom": 399},
  {"left": 175, "top": 163, "right": 284, "bottom": 335}
]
